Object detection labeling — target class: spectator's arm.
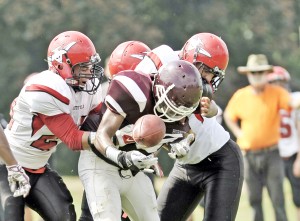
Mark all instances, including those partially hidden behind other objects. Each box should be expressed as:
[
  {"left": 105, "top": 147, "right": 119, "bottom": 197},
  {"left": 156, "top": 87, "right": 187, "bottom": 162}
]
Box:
[{"left": 223, "top": 110, "right": 243, "bottom": 139}]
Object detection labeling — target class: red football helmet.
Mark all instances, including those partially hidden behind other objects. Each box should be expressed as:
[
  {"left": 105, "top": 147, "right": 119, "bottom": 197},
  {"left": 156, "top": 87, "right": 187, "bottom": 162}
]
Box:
[
  {"left": 180, "top": 33, "right": 229, "bottom": 92},
  {"left": 108, "top": 41, "right": 150, "bottom": 79},
  {"left": 267, "top": 66, "right": 291, "bottom": 82},
  {"left": 153, "top": 60, "right": 203, "bottom": 122},
  {"left": 47, "top": 31, "right": 103, "bottom": 93}
]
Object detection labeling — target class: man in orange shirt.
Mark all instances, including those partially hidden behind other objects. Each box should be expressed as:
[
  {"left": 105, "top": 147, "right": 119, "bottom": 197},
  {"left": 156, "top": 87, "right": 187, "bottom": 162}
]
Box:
[{"left": 224, "top": 54, "right": 290, "bottom": 221}]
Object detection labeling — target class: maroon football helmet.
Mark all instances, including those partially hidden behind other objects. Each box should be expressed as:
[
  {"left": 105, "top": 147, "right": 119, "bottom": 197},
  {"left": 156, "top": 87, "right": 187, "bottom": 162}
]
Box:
[{"left": 153, "top": 60, "right": 203, "bottom": 122}]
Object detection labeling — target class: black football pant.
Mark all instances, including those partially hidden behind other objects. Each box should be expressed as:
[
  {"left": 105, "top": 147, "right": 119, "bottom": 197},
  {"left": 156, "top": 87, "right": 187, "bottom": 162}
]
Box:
[
  {"left": 157, "top": 139, "right": 244, "bottom": 221},
  {"left": 0, "top": 165, "right": 76, "bottom": 221}
]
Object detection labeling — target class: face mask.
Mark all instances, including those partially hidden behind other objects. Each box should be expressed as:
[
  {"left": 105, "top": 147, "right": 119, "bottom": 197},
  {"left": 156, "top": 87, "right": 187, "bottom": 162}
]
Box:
[{"left": 247, "top": 73, "right": 268, "bottom": 87}]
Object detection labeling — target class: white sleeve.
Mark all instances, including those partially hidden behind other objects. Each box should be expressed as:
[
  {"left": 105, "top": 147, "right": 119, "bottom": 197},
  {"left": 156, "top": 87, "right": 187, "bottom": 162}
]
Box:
[
  {"left": 24, "top": 71, "right": 72, "bottom": 116},
  {"left": 135, "top": 45, "right": 180, "bottom": 75}
]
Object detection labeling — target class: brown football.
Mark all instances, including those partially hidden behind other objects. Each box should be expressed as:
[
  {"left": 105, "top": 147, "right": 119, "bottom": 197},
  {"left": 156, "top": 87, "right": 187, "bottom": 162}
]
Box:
[{"left": 132, "top": 114, "right": 166, "bottom": 147}]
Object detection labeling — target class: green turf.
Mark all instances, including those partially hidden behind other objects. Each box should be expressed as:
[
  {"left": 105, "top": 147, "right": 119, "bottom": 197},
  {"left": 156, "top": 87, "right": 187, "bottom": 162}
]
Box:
[{"left": 30, "top": 176, "right": 297, "bottom": 221}]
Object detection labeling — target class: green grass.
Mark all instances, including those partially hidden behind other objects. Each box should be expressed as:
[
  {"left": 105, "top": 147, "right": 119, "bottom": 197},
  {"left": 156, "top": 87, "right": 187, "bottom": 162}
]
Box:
[{"left": 30, "top": 176, "right": 297, "bottom": 221}]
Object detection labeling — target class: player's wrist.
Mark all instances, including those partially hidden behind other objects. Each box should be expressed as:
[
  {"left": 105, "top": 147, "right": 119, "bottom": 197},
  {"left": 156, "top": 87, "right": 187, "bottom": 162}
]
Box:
[
  {"left": 105, "top": 146, "right": 122, "bottom": 166},
  {"left": 88, "top": 132, "right": 96, "bottom": 147}
]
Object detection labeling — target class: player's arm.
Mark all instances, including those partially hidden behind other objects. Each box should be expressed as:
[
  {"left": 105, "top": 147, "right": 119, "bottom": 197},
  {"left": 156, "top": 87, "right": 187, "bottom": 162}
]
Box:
[
  {"left": 0, "top": 125, "right": 30, "bottom": 197},
  {"left": 0, "top": 125, "right": 17, "bottom": 166},
  {"left": 38, "top": 113, "right": 93, "bottom": 150},
  {"left": 94, "top": 108, "right": 124, "bottom": 155},
  {"left": 93, "top": 109, "right": 157, "bottom": 172}
]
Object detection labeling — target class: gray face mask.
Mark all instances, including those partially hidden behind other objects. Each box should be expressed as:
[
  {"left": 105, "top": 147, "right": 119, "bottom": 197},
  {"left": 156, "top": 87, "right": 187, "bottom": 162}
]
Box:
[{"left": 247, "top": 72, "right": 268, "bottom": 87}]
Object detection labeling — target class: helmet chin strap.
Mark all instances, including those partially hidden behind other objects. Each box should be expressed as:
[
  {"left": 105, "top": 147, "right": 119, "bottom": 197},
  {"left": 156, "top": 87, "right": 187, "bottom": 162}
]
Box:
[{"left": 66, "top": 78, "right": 81, "bottom": 91}]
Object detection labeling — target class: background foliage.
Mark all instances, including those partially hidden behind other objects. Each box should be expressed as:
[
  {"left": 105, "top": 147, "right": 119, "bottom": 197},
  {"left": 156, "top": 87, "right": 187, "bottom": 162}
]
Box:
[{"left": 0, "top": 0, "right": 299, "bottom": 174}]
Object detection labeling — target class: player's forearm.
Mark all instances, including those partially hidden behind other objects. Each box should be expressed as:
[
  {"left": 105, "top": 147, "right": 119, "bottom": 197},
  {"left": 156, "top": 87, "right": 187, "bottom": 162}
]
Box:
[
  {"left": 94, "top": 128, "right": 116, "bottom": 155},
  {"left": 0, "top": 145, "right": 17, "bottom": 166},
  {"left": 0, "top": 127, "right": 17, "bottom": 166}
]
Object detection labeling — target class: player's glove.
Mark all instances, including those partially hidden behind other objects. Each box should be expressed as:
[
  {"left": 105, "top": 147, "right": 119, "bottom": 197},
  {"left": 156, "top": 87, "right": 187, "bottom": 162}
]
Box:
[
  {"left": 143, "top": 163, "right": 164, "bottom": 178},
  {"left": 168, "top": 133, "right": 195, "bottom": 159},
  {"left": 115, "top": 125, "right": 135, "bottom": 147},
  {"left": 117, "top": 151, "right": 158, "bottom": 173},
  {"left": 6, "top": 164, "right": 31, "bottom": 197}
]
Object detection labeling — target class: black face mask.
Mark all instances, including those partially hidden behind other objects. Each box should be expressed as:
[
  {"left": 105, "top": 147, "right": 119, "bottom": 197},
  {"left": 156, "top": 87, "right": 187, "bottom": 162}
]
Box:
[{"left": 202, "top": 78, "right": 213, "bottom": 99}]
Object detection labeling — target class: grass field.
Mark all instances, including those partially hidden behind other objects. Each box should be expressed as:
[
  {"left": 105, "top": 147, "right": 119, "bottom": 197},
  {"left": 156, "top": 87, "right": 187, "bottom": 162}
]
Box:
[{"left": 31, "top": 176, "right": 297, "bottom": 221}]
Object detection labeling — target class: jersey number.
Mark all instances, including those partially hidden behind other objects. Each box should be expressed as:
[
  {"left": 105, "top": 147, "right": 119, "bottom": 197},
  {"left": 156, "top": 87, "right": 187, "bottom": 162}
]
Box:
[
  {"left": 280, "top": 112, "right": 292, "bottom": 138},
  {"left": 31, "top": 135, "right": 58, "bottom": 151}
]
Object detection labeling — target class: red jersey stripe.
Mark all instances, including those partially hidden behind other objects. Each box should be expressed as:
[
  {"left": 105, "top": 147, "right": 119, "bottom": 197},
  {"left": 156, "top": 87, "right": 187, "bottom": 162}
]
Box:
[{"left": 26, "top": 84, "right": 70, "bottom": 105}]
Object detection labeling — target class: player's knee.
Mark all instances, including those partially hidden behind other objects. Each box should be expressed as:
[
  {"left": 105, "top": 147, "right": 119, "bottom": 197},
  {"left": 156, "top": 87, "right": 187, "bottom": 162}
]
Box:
[
  {"left": 78, "top": 208, "right": 94, "bottom": 221},
  {"left": 89, "top": 200, "right": 119, "bottom": 221},
  {"left": 4, "top": 195, "right": 24, "bottom": 219},
  {"left": 51, "top": 204, "right": 76, "bottom": 221},
  {"left": 293, "top": 195, "right": 300, "bottom": 208}
]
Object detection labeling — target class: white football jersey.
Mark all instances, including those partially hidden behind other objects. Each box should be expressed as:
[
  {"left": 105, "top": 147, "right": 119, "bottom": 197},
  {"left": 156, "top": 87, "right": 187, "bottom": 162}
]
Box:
[
  {"left": 278, "top": 92, "right": 300, "bottom": 157},
  {"left": 4, "top": 70, "right": 103, "bottom": 169},
  {"left": 178, "top": 114, "right": 230, "bottom": 164},
  {"left": 135, "top": 45, "right": 230, "bottom": 164},
  {"left": 135, "top": 45, "right": 179, "bottom": 74}
]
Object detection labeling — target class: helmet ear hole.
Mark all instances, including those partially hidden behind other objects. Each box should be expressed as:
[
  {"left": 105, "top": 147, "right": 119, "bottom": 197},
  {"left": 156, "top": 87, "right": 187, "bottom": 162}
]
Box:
[
  {"left": 58, "top": 64, "right": 63, "bottom": 70},
  {"left": 66, "top": 58, "right": 71, "bottom": 65}
]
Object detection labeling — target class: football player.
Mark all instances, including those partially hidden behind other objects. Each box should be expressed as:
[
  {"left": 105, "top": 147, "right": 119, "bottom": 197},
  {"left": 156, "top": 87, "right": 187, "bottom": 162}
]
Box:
[
  {"left": 78, "top": 40, "right": 152, "bottom": 221},
  {"left": 267, "top": 66, "right": 300, "bottom": 221},
  {"left": 157, "top": 33, "right": 244, "bottom": 221},
  {"left": 0, "top": 31, "right": 104, "bottom": 221},
  {"left": 78, "top": 59, "right": 203, "bottom": 221}
]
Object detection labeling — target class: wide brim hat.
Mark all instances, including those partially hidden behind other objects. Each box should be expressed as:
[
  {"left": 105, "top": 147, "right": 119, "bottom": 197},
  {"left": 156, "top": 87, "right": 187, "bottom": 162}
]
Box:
[{"left": 237, "top": 54, "right": 273, "bottom": 74}]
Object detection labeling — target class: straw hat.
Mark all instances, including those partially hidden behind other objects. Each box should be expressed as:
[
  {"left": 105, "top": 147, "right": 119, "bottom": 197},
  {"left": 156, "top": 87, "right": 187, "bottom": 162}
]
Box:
[{"left": 237, "top": 54, "right": 273, "bottom": 74}]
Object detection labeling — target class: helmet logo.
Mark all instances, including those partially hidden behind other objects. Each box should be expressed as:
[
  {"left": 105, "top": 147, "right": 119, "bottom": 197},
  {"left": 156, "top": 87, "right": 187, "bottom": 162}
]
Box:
[
  {"left": 187, "top": 37, "right": 211, "bottom": 58},
  {"left": 48, "top": 41, "right": 77, "bottom": 64},
  {"left": 130, "top": 52, "right": 147, "bottom": 60}
]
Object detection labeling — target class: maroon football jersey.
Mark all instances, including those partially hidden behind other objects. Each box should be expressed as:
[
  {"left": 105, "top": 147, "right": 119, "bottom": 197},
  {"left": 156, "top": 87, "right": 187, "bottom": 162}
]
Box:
[{"left": 105, "top": 70, "right": 155, "bottom": 125}]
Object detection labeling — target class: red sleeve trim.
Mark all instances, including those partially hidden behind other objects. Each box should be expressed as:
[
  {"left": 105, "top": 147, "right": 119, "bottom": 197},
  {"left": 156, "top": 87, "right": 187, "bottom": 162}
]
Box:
[
  {"left": 147, "top": 51, "right": 163, "bottom": 70},
  {"left": 194, "top": 113, "right": 204, "bottom": 123},
  {"left": 26, "top": 84, "right": 70, "bottom": 105},
  {"left": 38, "top": 113, "right": 84, "bottom": 150}
]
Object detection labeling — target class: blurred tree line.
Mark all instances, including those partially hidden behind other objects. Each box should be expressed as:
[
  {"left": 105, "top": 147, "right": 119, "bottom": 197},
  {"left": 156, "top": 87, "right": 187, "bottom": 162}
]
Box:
[{"left": 0, "top": 0, "right": 299, "bottom": 175}]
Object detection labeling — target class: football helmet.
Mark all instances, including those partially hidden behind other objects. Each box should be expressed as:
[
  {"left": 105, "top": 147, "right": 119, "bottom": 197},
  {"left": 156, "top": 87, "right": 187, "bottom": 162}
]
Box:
[
  {"left": 108, "top": 41, "right": 150, "bottom": 79},
  {"left": 180, "top": 32, "right": 229, "bottom": 92},
  {"left": 153, "top": 60, "right": 203, "bottom": 122},
  {"left": 47, "top": 31, "right": 104, "bottom": 93},
  {"left": 267, "top": 66, "right": 291, "bottom": 82}
]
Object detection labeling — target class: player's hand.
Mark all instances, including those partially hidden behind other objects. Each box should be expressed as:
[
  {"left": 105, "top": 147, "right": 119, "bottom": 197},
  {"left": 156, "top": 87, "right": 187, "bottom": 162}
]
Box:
[
  {"left": 143, "top": 163, "right": 164, "bottom": 178},
  {"left": 6, "top": 165, "right": 31, "bottom": 197},
  {"left": 115, "top": 125, "right": 135, "bottom": 147},
  {"left": 168, "top": 133, "right": 195, "bottom": 159},
  {"left": 118, "top": 151, "right": 158, "bottom": 173},
  {"left": 200, "top": 98, "right": 218, "bottom": 118}
]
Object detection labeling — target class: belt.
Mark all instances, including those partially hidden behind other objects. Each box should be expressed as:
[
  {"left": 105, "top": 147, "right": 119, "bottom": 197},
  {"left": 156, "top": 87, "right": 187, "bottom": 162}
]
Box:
[{"left": 245, "top": 144, "right": 278, "bottom": 154}]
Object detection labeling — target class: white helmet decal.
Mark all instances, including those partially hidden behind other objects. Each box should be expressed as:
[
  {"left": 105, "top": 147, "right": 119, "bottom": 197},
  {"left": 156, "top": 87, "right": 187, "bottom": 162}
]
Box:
[
  {"left": 187, "top": 37, "right": 211, "bottom": 58},
  {"left": 130, "top": 52, "right": 147, "bottom": 60},
  {"left": 47, "top": 41, "right": 76, "bottom": 64}
]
